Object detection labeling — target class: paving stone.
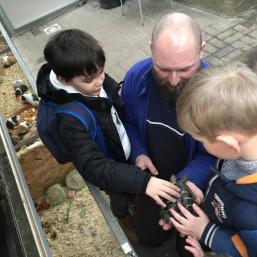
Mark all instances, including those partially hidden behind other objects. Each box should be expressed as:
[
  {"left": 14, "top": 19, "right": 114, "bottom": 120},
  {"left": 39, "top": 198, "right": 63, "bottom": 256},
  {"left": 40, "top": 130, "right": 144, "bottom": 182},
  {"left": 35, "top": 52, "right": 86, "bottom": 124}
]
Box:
[
  {"left": 230, "top": 40, "right": 253, "bottom": 52},
  {"left": 233, "top": 24, "right": 254, "bottom": 35},
  {"left": 249, "top": 30, "right": 257, "bottom": 39},
  {"left": 223, "top": 32, "right": 244, "bottom": 44},
  {"left": 217, "top": 29, "right": 236, "bottom": 40},
  {"left": 204, "top": 26, "right": 220, "bottom": 37},
  {"left": 205, "top": 43, "right": 218, "bottom": 54},
  {"left": 239, "top": 35, "right": 257, "bottom": 46},
  {"left": 202, "top": 32, "right": 213, "bottom": 41},
  {"left": 220, "top": 49, "right": 242, "bottom": 63},
  {"left": 208, "top": 38, "right": 226, "bottom": 49},
  {"left": 215, "top": 45, "right": 236, "bottom": 59},
  {"left": 203, "top": 50, "right": 211, "bottom": 58},
  {"left": 205, "top": 55, "right": 224, "bottom": 66},
  {"left": 233, "top": 24, "right": 247, "bottom": 32}
]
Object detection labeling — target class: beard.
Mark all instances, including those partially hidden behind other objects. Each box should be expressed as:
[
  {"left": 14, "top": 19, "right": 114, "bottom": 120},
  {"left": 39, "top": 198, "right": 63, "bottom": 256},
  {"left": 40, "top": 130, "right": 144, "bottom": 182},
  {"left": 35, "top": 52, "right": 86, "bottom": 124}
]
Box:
[{"left": 152, "top": 69, "right": 188, "bottom": 111}]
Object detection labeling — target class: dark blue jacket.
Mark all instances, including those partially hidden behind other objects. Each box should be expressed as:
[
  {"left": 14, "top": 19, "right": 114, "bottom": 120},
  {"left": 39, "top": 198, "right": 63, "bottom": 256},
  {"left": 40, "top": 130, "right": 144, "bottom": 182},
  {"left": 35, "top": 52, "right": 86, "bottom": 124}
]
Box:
[
  {"left": 36, "top": 63, "right": 152, "bottom": 194},
  {"left": 201, "top": 166, "right": 257, "bottom": 257},
  {"left": 121, "top": 58, "right": 215, "bottom": 189}
]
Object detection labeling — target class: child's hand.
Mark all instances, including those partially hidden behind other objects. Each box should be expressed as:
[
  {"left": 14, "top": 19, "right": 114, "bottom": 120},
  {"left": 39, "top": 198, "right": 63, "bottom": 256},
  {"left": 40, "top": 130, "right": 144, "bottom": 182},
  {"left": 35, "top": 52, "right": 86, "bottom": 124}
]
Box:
[
  {"left": 186, "top": 181, "right": 204, "bottom": 204},
  {"left": 170, "top": 203, "right": 209, "bottom": 240},
  {"left": 185, "top": 236, "right": 205, "bottom": 257},
  {"left": 145, "top": 177, "right": 180, "bottom": 207}
]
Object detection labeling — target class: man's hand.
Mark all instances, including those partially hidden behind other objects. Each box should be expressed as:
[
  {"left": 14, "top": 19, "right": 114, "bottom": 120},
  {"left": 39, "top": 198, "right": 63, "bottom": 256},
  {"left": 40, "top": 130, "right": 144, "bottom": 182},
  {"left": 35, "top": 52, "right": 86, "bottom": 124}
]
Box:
[
  {"left": 135, "top": 154, "right": 158, "bottom": 175},
  {"left": 170, "top": 203, "right": 209, "bottom": 240},
  {"left": 186, "top": 181, "right": 204, "bottom": 205},
  {"left": 145, "top": 177, "right": 180, "bottom": 207}
]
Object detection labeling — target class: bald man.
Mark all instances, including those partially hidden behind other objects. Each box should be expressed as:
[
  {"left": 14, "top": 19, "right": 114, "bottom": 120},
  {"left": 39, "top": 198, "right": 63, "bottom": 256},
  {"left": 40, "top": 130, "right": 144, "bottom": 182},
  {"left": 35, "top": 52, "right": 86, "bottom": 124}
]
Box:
[{"left": 121, "top": 12, "right": 216, "bottom": 254}]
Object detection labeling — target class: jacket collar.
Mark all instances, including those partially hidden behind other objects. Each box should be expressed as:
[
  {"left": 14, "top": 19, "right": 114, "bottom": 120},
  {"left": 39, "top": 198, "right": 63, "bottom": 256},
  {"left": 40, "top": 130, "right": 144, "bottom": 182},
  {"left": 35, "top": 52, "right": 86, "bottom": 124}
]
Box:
[{"left": 236, "top": 173, "right": 257, "bottom": 184}]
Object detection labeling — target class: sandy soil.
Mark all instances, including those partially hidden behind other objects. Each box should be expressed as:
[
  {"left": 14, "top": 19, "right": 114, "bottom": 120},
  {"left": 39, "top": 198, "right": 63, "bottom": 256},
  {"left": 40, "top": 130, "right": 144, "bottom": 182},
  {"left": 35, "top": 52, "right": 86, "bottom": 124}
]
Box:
[{"left": 39, "top": 186, "right": 123, "bottom": 257}]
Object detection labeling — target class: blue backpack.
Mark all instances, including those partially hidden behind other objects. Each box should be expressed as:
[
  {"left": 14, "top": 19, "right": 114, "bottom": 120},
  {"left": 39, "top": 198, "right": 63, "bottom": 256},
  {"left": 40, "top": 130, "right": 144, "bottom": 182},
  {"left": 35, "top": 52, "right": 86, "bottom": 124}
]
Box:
[{"left": 37, "top": 100, "right": 98, "bottom": 164}]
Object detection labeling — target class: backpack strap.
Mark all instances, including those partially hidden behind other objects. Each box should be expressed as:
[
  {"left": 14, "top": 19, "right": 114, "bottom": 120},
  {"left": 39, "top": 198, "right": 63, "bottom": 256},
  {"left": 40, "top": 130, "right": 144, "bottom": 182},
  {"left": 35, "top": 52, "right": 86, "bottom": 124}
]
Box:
[{"left": 55, "top": 101, "right": 97, "bottom": 139}]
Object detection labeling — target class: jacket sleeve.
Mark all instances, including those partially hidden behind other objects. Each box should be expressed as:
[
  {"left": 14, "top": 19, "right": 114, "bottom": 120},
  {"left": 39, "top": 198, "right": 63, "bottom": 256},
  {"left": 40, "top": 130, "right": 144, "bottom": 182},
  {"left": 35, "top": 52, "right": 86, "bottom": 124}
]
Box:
[
  {"left": 57, "top": 114, "right": 151, "bottom": 194},
  {"left": 201, "top": 222, "right": 257, "bottom": 257},
  {"left": 121, "top": 70, "right": 147, "bottom": 161},
  {"left": 176, "top": 141, "right": 216, "bottom": 189}
]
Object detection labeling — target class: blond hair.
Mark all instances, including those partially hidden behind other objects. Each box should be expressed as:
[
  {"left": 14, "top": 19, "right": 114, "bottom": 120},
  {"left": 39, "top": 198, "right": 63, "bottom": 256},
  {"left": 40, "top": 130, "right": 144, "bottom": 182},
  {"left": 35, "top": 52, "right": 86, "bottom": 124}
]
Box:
[{"left": 177, "top": 62, "right": 257, "bottom": 140}]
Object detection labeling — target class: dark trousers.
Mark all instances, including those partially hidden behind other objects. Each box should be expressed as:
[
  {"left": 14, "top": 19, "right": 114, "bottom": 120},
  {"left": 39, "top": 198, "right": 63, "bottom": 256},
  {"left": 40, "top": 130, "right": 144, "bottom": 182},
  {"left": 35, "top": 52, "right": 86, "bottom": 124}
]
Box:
[
  {"left": 133, "top": 195, "right": 194, "bottom": 257},
  {"left": 109, "top": 192, "right": 133, "bottom": 218},
  {"left": 134, "top": 194, "right": 172, "bottom": 246}
]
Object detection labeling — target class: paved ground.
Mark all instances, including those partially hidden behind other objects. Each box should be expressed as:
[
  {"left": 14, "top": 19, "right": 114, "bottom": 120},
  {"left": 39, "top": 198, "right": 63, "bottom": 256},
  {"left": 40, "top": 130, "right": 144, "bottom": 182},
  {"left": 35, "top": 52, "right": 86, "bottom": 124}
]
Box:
[
  {"left": 11, "top": 0, "right": 257, "bottom": 87},
  {"left": 8, "top": 1, "right": 257, "bottom": 256}
]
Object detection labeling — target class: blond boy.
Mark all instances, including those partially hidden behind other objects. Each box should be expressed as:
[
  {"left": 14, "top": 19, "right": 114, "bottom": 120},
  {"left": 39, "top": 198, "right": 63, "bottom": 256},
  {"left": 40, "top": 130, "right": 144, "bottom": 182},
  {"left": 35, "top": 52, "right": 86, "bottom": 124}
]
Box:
[{"left": 170, "top": 63, "right": 257, "bottom": 257}]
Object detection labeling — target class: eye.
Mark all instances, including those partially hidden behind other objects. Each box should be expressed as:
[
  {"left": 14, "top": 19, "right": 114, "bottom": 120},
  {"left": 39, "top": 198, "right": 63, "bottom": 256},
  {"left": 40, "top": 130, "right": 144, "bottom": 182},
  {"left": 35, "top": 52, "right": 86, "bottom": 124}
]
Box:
[
  {"left": 179, "top": 67, "right": 190, "bottom": 73},
  {"left": 82, "top": 77, "right": 94, "bottom": 83}
]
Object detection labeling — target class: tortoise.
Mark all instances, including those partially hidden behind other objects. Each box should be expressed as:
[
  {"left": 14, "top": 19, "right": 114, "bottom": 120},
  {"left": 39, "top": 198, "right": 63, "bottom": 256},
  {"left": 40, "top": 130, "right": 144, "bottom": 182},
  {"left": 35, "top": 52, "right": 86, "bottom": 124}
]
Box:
[{"left": 159, "top": 175, "right": 196, "bottom": 223}]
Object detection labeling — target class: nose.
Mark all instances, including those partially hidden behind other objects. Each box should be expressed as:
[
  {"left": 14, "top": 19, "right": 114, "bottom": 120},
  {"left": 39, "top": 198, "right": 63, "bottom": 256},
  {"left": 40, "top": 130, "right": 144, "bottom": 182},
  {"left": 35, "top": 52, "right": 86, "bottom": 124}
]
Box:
[
  {"left": 168, "top": 71, "right": 180, "bottom": 86},
  {"left": 96, "top": 72, "right": 105, "bottom": 86}
]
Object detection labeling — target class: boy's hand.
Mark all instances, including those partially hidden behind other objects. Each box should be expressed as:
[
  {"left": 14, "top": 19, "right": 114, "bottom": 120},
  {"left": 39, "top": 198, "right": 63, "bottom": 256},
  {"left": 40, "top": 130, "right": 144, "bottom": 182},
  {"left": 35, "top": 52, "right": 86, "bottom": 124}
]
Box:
[
  {"left": 186, "top": 181, "right": 204, "bottom": 204},
  {"left": 185, "top": 236, "right": 205, "bottom": 257},
  {"left": 170, "top": 203, "right": 209, "bottom": 240},
  {"left": 135, "top": 154, "right": 158, "bottom": 175},
  {"left": 145, "top": 177, "right": 180, "bottom": 207}
]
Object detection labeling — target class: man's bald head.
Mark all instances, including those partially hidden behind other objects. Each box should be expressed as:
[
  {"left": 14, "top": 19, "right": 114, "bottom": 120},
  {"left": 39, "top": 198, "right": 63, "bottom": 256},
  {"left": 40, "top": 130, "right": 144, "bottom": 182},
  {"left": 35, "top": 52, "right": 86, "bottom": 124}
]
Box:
[{"left": 151, "top": 12, "right": 202, "bottom": 54}]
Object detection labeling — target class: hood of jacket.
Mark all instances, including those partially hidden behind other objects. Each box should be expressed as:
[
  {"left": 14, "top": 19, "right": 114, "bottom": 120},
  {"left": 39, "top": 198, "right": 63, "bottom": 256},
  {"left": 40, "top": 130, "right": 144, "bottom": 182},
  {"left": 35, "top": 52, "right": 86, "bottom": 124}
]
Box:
[{"left": 36, "top": 63, "right": 124, "bottom": 117}]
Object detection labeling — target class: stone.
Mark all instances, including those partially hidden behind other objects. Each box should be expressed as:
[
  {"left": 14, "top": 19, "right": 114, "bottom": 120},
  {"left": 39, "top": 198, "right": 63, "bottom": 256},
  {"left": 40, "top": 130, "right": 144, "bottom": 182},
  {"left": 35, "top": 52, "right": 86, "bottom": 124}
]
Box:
[
  {"left": 45, "top": 184, "right": 66, "bottom": 205},
  {"left": 176, "top": 0, "right": 256, "bottom": 16},
  {"left": 65, "top": 169, "right": 85, "bottom": 190}
]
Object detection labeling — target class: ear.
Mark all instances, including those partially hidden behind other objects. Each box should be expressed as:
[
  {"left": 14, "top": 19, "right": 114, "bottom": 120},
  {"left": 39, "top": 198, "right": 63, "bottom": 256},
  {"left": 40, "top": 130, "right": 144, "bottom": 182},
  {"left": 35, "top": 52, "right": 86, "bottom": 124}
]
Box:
[
  {"left": 200, "top": 41, "right": 207, "bottom": 59},
  {"left": 149, "top": 40, "right": 152, "bottom": 50},
  {"left": 216, "top": 135, "right": 241, "bottom": 155},
  {"left": 57, "top": 75, "right": 68, "bottom": 84}
]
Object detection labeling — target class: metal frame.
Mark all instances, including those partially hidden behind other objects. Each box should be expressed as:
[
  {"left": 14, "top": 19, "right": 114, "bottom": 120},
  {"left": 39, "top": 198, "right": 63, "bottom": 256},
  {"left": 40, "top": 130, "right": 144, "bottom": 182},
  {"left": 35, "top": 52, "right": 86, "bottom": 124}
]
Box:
[
  {"left": 87, "top": 183, "right": 138, "bottom": 257},
  {"left": 120, "top": 0, "right": 173, "bottom": 26},
  {"left": 0, "top": 116, "right": 52, "bottom": 257}
]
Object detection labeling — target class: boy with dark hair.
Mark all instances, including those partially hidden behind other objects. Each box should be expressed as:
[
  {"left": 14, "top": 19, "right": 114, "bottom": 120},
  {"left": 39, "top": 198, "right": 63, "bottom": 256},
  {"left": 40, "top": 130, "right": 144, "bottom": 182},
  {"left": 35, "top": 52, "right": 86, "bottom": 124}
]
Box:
[
  {"left": 170, "top": 63, "right": 257, "bottom": 257},
  {"left": 36, "top": 29, "right": 179, "bottom": 239}
]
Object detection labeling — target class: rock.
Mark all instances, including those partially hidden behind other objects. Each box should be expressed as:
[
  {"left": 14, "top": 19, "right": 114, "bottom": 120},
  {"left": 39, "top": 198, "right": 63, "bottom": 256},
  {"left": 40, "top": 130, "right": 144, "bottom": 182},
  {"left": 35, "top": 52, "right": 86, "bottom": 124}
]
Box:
[
  {"left": 65, "top": 170, "right": 85, "bottom": 190},
  {"left": 46, "top": 184, "right": 66, "bottom": 205}
]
